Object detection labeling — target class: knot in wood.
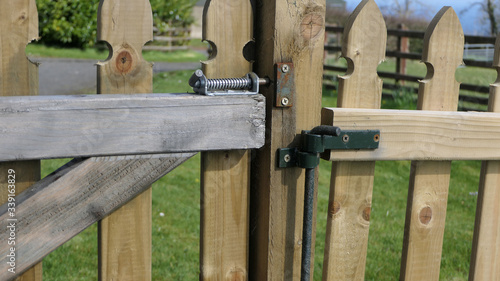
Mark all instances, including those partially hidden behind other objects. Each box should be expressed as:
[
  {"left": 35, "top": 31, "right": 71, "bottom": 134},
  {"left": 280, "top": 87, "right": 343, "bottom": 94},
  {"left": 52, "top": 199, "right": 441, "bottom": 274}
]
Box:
[
  {"left": 116, "top": 50, "right": 133, "bottom": 74},
  {"left": 362, "top": 207, "right": 371, "bottom": 222},
  {"left": 18, "top": 13, "right": 26, "bottom": 21},
  {"left": 329, "top": 201, "right": 341, "bottom": 216},
  {"left": 300, "top": 13, "right": 324, "bottom": 40},
  {"left": 225, "top": 267, "right": 246, "bottom": 281},
  {"left": 419, "top": 206, "right": 433, "bottom": 225}
]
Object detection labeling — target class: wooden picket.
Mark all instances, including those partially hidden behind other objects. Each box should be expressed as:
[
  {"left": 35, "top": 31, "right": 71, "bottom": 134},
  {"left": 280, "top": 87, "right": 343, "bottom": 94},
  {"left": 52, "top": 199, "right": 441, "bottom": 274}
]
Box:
[
  {"left": 400, "top": 7, "right": 463, "bottom": 280},
  {"left": 200, "top": 0, "right": 252, "bottom": 280},
  {"left": 96, "top": 0, "right": 154, "bottom": 280},
  {"left": 0, "top": 1, "right": 42, "bottom": 280},
  {"left": 469, "top": 33, "right": 500, "bottom": 280},
  {"left": 322, "top": 0, "right": 386, "bottom": 279}
]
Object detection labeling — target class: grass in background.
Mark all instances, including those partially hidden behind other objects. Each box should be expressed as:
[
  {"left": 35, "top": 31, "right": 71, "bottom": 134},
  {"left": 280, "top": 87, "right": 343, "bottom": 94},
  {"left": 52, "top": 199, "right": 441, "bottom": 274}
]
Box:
[
  {"left": 324, "top": 56, "right": 497, "bottom": 111},
  {"left": 42, "top": 66, "right": 483, "bottom": 280},
  {"left": 26, "top": 41, "right": 207, "bottom": 63}
]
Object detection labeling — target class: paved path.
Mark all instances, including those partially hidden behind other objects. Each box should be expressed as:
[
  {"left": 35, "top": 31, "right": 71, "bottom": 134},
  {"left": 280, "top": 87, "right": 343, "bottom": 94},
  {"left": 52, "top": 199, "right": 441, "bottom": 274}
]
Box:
[{"left": 35, "top": 58, "right": 200, "bottom": 95}]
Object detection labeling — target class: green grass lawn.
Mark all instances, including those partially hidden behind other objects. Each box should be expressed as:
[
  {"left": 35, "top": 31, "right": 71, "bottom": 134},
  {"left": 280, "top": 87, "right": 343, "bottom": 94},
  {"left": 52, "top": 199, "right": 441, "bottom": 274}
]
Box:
[
  {"left": 324, "top": 56, "right": 497, "bottom": 111},
  {"left": 26, "top": 41, "right": 207, "bottom": 63},
  {"left": 40, "top": 66, "right": 484, "bottom": 280}
]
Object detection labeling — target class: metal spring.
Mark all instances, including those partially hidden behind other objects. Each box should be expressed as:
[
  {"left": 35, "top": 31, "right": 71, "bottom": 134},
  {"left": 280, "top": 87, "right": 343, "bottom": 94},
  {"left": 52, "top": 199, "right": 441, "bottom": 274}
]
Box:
[{"left": 206, "top": 77, "right": 252, "bottom": 90}]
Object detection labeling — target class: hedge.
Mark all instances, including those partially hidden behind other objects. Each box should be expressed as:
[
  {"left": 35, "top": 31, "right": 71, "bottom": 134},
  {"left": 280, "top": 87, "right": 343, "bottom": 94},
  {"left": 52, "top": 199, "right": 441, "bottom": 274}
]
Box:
[{"left": 37, "top": 0, "right": 197, "bottom": 48}]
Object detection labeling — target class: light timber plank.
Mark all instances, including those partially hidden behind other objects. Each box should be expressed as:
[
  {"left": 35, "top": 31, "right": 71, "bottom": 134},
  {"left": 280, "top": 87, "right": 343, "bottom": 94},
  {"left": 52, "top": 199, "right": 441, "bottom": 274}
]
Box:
[
  {"left": 400, "top": 7, "right": 464, "bottom": 281},
  {"left": 250, "top": 0, "right": 325, "bottom": 279},
  {"left": 469, "top": 33, "right": 500, "bottom": 281},
  {"left": 323, "top": 108, "right": 500, "bottom": 161},
  {"left": 321, "top": 1, "right": 386, "bottom": 280},
  {"left": 200, "top": 1, "right": 253, "bottom": 279},
  {"left": 0, "top": 93, "right": 266, "bottom": 161},
  {"left": 0, "top": 0, "right": 42, "bottom": 279},
  {"left": 96, "top": 1, "right": 154, "bottom": 280},
  {"left": 0, "top": 154, "right": 194, "bottom": 281}
]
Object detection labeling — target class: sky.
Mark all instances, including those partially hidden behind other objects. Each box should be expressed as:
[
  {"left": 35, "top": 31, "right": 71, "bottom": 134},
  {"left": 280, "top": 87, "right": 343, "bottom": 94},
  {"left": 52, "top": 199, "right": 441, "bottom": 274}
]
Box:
[{"left": 344, "top": 0, "right": 484, "bottom": 35}]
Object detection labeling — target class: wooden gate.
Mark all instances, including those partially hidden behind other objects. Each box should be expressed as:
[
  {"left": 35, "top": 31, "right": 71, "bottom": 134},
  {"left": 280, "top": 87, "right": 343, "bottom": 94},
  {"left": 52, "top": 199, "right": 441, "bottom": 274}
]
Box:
[
  {"left": 319, "top": 1, "right": 500, "bottom": 280},
  {"left": 1, "top": 0, "right": 500, "bottom": 280}
]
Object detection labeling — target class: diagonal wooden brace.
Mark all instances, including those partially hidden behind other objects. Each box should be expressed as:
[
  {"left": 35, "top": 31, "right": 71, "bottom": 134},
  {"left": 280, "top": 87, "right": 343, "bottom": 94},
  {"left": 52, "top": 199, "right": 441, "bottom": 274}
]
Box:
[{"left": 0, "top": 153, "right": 195, "bottom": 280}]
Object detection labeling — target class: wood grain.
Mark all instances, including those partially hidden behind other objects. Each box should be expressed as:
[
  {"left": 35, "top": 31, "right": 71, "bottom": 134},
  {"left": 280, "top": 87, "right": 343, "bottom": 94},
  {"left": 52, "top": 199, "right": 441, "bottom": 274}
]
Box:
[
  {"left": 250, "top": 0, "right": 325, "bottom": 279},
  {"left": 322, "top": 108, "right": 500, "bottom": 161},
  {"left": 400, "top": 7, "right": 464, "bottom": 280},
  {"left": 469, "top": 33, "right": 500, "bottom": 281},
  {"left": 0, "top": 93, "right": 266, "bottom": 161},
  {"left": 321, "top": 1, "right": 386, "bottom": 280},
  {"left": 0, "top": 0, "right": 42, "bottom": 280},
  {"left": 96, "top": 1, "right": 153, "bottom": 280},
  {"left": 0, "top": 154, "right": 194, "bottom": 281},
  {"left": 200, "top": 1, "right": 253, "bottom": 279}
]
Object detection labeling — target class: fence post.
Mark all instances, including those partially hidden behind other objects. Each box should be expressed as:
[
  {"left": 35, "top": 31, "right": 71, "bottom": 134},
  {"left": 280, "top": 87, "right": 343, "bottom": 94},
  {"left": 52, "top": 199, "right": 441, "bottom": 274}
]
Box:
[
  {"left": 469, "top": 33, "right": 500, "bottom": 280},
  {"left": 321, "top": 0, "right": 386, "bottom": 280},
  {"left": 399, "top": 7, "right": 463, "bottom": 280},
  {"left": 249, "top": 0, "right": 325, "bottom": 279},
  {"left": 199, "top": 0, "right": 253, "bottom": 279},
  {"left": 396, "top": 23, "right": 409, "bottom": 85},
  {"left": 0, "top": 1, "right": 43, "bottom": 280},
  {"left": 96, "top": 0, "right": 153, "bottom": 280}
]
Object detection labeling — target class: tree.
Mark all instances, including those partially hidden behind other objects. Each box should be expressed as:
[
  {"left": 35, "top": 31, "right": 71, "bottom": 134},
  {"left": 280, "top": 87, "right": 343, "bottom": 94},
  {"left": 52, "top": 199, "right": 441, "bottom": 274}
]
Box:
[
  {"left": 380, "top": 0, "right": 432, "bottom": 20},
  {"left": 471, "top": 0, "right": 499, "bottom": 36}
]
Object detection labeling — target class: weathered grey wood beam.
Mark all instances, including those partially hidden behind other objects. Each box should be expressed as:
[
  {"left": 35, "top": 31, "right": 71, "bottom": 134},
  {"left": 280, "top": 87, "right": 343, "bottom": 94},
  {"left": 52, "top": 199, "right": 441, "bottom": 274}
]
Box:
[
  {"left": 0, "top": 93, "right": 265, "bottom": 161},
  {"left": 0, "top": 153, "right": 195, "bottom": 280}
]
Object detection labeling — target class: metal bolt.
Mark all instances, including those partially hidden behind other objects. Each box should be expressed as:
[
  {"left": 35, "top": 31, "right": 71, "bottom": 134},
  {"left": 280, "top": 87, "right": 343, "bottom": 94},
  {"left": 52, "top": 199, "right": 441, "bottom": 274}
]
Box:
[
  {"left": 284, "top": 154, "right": 291, "bottom": 163},
  {"left": 281, "top": 64, "right": 290, "bottom": 73},
  {"left": 342, "top": 134, "right": 350, "bottom": 143},
  {"left": 281, "top": 97, "right": 290, "bottom": 106}
]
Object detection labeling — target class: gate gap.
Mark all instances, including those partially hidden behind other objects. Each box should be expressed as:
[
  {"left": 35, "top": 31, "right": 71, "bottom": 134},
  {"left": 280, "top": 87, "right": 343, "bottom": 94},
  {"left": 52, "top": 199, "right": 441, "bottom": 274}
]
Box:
[
  {"left": 151, "top": 153, "right": 201, "bottom": 280},
  {"left": 365, "top": 160, "right": 411, "bottom": 280},
  {"left": 440, "top": 160, "right": 481, "bottom": 279}
]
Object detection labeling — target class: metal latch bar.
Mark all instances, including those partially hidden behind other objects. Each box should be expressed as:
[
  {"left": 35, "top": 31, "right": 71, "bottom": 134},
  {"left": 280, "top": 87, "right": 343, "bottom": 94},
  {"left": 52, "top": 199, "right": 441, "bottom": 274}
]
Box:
[{"left": 276, "top": 125, "right": 380, "bottom": 281}]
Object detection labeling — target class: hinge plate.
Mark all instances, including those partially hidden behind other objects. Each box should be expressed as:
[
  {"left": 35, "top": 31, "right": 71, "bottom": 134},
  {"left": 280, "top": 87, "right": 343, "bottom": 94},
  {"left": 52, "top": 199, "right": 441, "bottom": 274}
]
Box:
[
  {"left": 275, "top": 63, "right": 294, "bottom": 107},
  {"left": 278, "top": 129, "right": 380, "bottom": 168}
]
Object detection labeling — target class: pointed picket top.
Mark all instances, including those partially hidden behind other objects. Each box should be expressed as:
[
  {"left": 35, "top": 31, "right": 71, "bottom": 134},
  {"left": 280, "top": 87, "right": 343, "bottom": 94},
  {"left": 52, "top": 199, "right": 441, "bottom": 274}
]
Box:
[
  {"left": 337, "top": 0, "right": 386, "bottom": 109},
  {"left": 0, "top": 0, "right": 39, "bottom": 96},
  {"left": 202, "top": 0, "right": 253, "bottom": 78},
  {"left": 97, "top": 0, "right": 153, "bottom": 94},
  {"left": 418, "top": 7, "right": 464, "bottom": 111}
]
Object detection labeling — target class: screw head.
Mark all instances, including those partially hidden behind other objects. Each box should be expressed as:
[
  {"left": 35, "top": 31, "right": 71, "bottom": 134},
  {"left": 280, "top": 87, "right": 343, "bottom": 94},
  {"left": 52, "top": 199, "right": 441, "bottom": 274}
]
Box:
[
  {"left": 342, "top": 134, "right": 350, "bottom": 143},
  {"left": 281, "top": 97, "right": 290, "bottom": 106},
  {"left": 284, "top": 154, "right": 291, "bottom": 163},
  {"left": 281, "top": 64, "right": 290, "bottom": 73}
]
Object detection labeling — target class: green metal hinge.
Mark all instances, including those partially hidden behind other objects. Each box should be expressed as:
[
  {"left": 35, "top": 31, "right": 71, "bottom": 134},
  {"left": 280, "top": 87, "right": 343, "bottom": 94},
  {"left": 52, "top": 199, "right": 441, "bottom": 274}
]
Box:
[{"left": 278, "top": 127, "right": 380, "bottom": 169}]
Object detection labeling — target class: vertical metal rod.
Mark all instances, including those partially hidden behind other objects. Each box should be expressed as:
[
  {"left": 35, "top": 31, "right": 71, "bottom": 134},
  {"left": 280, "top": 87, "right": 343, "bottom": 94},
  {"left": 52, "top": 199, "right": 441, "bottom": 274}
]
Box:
[{"left": 301, "top": 167, "right": 316, "bottom": 281}]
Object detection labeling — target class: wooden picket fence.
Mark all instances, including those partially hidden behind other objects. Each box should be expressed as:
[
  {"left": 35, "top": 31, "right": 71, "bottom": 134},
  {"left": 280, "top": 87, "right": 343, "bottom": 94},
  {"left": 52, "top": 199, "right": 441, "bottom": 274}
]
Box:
[
  {"left": 320, "top": 1, "right": 500, "bottom": 280},
  {"left": 324, "top": 23, "right": 497, "bottom": 111},
  {"left": 1, "top": 0, "right": 500, "bottom": 281},
  {"left": 143, "top": 26, "right": 191, "bottom": 51}
]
